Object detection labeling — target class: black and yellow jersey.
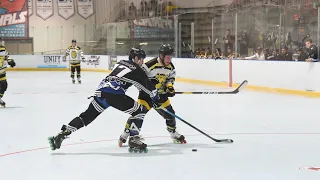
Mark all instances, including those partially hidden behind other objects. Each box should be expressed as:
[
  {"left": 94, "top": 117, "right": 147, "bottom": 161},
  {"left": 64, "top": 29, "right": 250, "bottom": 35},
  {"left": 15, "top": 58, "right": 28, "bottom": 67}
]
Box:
[
  {"left": 141, "top": 57, "right": 176, "bottom": 94},
  {"left": 65, "top": 46, "right": 84, "bottom": 66},
  {"left": 0, "top": 46, "right": 14, "bottom": 81}
]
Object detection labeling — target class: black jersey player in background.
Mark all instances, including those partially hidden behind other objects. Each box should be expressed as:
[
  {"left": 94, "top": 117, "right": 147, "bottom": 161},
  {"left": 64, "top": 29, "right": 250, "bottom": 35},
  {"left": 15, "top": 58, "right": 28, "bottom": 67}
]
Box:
[
  {"left": 48, "top": 48, "right": 162, "bottom": 153},
  {"left": 118, "top": 44, "right": 186, "bottom": 147},
  {"left": 0, "top": 45, "right": 16, "bottom": 107}
]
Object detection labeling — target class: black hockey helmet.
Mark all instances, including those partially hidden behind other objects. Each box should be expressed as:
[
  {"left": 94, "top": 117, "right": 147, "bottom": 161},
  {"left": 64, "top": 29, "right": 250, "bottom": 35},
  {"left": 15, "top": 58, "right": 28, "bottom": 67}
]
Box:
[
  {"left": 159, "top": 44, "right": 174, "bottom": 57},
  {"left": 128, "top": 47, "right": 146, "bottom": 61},
  {"left": 72, "top": 39, "right": 77, "bottom": 43}
]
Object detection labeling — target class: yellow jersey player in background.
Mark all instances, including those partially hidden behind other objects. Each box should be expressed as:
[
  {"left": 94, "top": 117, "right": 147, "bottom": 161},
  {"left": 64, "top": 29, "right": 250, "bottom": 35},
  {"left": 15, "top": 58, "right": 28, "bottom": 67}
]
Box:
[
  {"left": 0, "top": 45, "right": 16, "bottom": 107},
  {"left": 118, "top": 44, "right": 186, "bottom": 146},
  {"left": 64, "top": 39, "right": 85, "bottom": 84}
]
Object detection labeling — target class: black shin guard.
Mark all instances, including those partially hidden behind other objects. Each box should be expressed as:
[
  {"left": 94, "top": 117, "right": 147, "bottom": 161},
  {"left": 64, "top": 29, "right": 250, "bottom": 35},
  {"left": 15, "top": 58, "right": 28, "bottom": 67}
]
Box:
[
  {"left": 64, "top": 101, "right": 103, "bottom": 133},
  {"left": 125, "top": 105, "right": 148, "bottom": 136}
]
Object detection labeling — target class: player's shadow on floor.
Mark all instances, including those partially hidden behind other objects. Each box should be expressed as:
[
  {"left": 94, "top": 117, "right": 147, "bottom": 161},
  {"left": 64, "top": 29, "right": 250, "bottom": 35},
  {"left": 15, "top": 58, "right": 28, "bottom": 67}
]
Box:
[{"left": 51, "top": 143, "right": 223, "bottom": 157}]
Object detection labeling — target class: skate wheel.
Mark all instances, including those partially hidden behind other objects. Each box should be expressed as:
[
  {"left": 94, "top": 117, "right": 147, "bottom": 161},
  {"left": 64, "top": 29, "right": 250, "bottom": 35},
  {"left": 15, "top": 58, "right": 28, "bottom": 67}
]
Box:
[
  {"left": 128, "top": 148, "right": 134, "bottom": 153},
  {"left": 118, "top": 140, "right": 123, "bottom": 147}
]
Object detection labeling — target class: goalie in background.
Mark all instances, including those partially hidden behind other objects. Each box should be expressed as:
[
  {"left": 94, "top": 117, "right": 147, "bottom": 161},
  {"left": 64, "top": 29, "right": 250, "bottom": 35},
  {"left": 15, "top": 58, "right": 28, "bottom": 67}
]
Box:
[
  {"left": 63, "top": 39, "right": 85, "bottom": 84},
  {"left": 0, "top": 44, "right": 16, "bottom": 108}
]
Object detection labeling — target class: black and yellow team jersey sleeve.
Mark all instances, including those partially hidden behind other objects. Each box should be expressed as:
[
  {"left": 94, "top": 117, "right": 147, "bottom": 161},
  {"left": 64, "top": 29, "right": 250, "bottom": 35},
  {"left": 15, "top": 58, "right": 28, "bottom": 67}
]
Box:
[
  {"left": 0, "top": 46, "right": 14, "bottom": 81},
  {"left": 141, "top": 57, "right": 176, "bottom": 94}
]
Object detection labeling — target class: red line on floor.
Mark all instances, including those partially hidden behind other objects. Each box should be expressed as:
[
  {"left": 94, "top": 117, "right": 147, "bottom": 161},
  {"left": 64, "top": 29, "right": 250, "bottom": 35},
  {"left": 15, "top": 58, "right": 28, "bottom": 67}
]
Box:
[{"left": 1, "top": 133, "right": 319, "bottom": 158}]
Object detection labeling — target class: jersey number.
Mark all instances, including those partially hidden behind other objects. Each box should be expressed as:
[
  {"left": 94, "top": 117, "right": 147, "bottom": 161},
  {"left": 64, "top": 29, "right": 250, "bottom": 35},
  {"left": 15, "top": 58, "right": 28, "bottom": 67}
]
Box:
[{"left": 112, "top": 64, "right": 132, "bottom": 77}]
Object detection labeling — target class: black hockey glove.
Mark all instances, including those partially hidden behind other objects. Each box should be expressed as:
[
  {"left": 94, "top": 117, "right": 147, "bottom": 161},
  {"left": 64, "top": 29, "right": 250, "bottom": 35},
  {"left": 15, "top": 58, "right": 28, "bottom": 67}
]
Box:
[
  {"left": 166, "top": 85, "right": 175, "bottom": 97},
  {"left": 8, "top": 60, "right": 16, "bottom": 68}
]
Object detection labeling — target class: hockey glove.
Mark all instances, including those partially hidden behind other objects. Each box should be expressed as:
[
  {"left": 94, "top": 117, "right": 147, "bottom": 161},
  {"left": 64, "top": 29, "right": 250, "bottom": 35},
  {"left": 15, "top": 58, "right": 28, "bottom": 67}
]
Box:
[
  {"left": 151, "top": 89, "right": 161, "bottom": 109},
  {"left": 166, "top": 85, "right": 175, "bottom": 97},
  {"left": 8, "top": 60, "right": 16, "bottom": 68}
]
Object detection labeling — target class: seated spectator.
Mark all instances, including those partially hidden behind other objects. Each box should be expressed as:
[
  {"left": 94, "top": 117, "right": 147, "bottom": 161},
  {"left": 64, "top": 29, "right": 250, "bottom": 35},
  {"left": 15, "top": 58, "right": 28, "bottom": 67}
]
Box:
[
  {"left": 199, "top": 48, "right": 206, "bottom": 59},
  {"left": 277, "top": 46, "right": 293, "bottom": 61},
  {"left": 266, "top": 50, "right": 278, "bottom": 60},
  {"left": 194, "top": 48, "right": 201, "bottom": 58},
  {"left": 244, "top": 47, "right": 265, "bottom": 60},
  {"left": 305, "top": 39, "right": 318, "bottom": 62},
  {"left": 214, "top": 48, "right": 222, "bottom": 59},
  {"left": 296, "top": 47, "right": 308, "bottom": 61},
  {"left": 205, "top": 47, "right": 212, "bottom": 59},
  {"left": 225, "top": 47, "right": 240, "bottom": 59}
]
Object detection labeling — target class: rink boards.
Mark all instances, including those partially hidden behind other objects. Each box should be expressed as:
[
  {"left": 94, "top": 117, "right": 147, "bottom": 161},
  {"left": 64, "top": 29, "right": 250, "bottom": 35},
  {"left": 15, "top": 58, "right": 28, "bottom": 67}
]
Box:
[{"left": 7, "top": 55, "right": 320, "bottom": 97}]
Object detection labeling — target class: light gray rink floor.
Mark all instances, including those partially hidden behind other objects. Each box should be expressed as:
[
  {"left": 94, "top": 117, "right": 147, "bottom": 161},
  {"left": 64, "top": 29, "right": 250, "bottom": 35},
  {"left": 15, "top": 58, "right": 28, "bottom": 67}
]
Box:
[{"left": 1, "top": 72, "right": 320, "bottom": 180}]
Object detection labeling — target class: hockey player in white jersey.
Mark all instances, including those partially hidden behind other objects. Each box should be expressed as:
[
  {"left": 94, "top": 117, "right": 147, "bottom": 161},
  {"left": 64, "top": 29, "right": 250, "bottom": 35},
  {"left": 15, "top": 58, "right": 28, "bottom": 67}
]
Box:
[
  {"left": 0, "top": 46, "right": 16, "bottom": 107},
  {"left": 64, "top": 39, "right": 85, "bottom": 84},
  {"left": 118, "top": 44, "right": 186, "bottom": 146}
]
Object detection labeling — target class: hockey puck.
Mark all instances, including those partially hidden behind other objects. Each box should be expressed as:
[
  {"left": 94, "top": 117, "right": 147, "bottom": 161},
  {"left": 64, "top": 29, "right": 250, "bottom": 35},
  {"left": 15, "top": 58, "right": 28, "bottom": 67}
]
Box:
[{"left": 192, "top": 149, "right": 197, "bottom": 152}]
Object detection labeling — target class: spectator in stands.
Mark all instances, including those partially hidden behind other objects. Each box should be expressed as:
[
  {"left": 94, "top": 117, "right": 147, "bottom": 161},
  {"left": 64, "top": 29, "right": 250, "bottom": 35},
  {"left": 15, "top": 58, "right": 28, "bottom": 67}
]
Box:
[
  {"left": 239, "top": 30, "right": 249, "bottom": 56},
  {"left": 277, "top": 46, "right": 293, "bottom": 61},
  {"left": 264, "top": 48, "right": 278, "bottom": 60},
  {"left": 223, "top": 29, "right": 235, "bottom": 55},
  {"left": 305, "top": 39, "right": 318, "bottom": 62},
  {"left": 128, "top": 2, "right": 137, "bottom": 19},
  {"left": 244, "top": 47, "right": 265, "bottom": 60},
  {"left": 205, "top": 47, "right": 212, "bottom": 59},
  {"left": 140, "top": 0, "right": 146, "bottom": 17},
  {"left": 158, "top": 0, "right": 164, "bottom": 16},
  {"left": 165, "top": 1, "right": 177, "bottom": 16},
  {"left": 214, "top": 48, "right": 222, "bottom": 60},
  {"left": 296, "top": 47, "right": 308, "bottom": 61}
]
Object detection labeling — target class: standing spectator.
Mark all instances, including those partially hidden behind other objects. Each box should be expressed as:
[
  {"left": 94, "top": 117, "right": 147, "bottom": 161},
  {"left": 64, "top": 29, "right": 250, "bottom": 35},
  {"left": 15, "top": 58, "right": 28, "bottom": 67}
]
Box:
[
  {"left": 296, "top": 47, "right": 308, "bottom": 61},
  {"left": 144, "top": 0, "right": 148, "bottom": 16},
  {"left": 128, "top": 2, "right": 137, "bottom": 19},
  {"left": 140, "top": 0, "right": 145, "bottom": 17},
  {"left": 165, "top": 1, "right": 177, "bottom": 16},
  {"left": 277, "top": 46, "right": 293, "bottom": 61},
  {"left": 305, "top": 39, "right": 318, "bottom": 62},
  {"left": 158, "top": 0, "right": 164, "bottom": 16},
  {"left": 223, "top": 29, "right": 235, "bottom": 55},
  {"left": 244, "top": 47, "right": 265, "bottom": 60},
  {"left": 239, "top": 31, "right": 249, "bottom": 56}
]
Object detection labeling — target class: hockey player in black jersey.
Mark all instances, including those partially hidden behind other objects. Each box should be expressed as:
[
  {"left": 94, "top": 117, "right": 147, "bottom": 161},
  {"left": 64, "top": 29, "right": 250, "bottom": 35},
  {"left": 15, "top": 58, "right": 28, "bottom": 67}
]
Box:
[
  {"left": 118, "top": 44, "right": 186, "bottom": 147},
  {"left": 48, "top": 48, "right": 161, "bottom": 153}
]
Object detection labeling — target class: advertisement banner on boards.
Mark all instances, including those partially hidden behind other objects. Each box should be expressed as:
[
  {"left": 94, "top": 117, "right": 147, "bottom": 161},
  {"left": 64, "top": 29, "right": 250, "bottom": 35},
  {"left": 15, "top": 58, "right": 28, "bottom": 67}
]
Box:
[
  {"left": 37, "top": 55, "right": 68, "bottom": 68},
  {"left": 0, "top": 0, "right": 28, "bottom": 39}
]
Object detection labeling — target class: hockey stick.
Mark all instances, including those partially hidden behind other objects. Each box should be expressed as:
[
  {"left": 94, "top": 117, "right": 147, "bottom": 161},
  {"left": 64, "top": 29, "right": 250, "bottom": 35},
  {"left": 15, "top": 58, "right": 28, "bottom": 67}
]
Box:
[
  {"left": 160, "top": 107, "right": 233, "bottom": 143},
  {"left": 175, "top": 80, "right": 248, "bottom": 94}
]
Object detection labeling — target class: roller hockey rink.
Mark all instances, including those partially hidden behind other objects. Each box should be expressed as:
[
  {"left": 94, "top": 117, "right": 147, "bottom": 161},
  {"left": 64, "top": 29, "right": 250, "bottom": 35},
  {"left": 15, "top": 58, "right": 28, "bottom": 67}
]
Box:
[{"left": 1, "top": 71, "right": 320, "bottom": 180}]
